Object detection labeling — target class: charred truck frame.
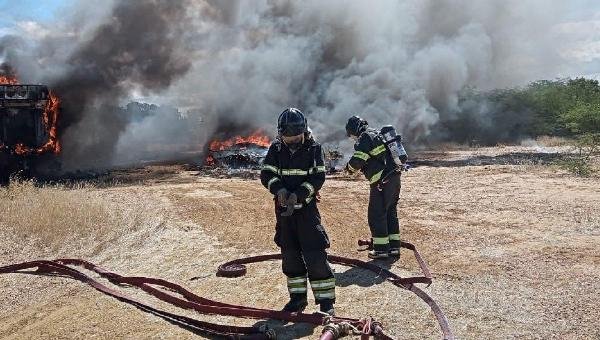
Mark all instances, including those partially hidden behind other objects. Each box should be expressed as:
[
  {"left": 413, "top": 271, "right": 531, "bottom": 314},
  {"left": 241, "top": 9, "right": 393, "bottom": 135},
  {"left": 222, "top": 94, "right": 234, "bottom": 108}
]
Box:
[{"left": 0, "top": 84, "right": 54, "bottom": 182}]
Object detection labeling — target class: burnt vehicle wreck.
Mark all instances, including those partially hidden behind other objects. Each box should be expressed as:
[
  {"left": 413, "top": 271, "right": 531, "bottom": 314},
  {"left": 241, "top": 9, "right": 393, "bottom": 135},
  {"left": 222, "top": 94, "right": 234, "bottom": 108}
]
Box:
[{"left": 0, "top": 84, "right": 59, "bottom": 183}]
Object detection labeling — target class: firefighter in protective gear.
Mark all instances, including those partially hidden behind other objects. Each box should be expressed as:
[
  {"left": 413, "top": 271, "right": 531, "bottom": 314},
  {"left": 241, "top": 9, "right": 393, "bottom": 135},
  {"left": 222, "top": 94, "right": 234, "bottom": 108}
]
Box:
[
  {"left": 260, "top": 108, "right": 336, "bottom": 316},
  {"left": 345, "top": 115, "right": 407, "bottom": 259}
]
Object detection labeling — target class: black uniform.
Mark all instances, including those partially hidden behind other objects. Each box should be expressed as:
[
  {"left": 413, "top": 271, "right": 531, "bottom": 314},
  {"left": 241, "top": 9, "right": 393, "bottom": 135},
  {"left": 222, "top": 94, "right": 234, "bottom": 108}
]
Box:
[
  {"left": 260, "top": 134, "right": 335, "bottom": 304},
  {"left": 347, "top": 128, "right": 401, "bottom": 252}
]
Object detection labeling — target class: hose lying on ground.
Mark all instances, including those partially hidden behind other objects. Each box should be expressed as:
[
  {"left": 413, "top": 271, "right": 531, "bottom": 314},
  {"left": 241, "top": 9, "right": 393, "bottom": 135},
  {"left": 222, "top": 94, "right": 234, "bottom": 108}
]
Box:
[{"left": 0, "top": 242, "right": 454, "bottom": 339}]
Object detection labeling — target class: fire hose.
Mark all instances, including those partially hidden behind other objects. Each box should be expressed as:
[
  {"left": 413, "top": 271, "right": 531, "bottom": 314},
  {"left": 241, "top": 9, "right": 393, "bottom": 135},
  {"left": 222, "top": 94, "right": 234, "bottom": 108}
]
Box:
[{"left": 0, "top": 242, "right": 454, "bottom": 339}]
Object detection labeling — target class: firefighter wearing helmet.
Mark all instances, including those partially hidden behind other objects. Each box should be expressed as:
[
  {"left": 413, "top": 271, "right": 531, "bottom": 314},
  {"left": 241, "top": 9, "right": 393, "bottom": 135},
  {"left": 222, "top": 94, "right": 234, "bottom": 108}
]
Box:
[
  {"left": 260, "top": 108, "right": 335, "bottom": 316},
  {"left": 345, "top": 115, "right": 408, "bottom": 259}
]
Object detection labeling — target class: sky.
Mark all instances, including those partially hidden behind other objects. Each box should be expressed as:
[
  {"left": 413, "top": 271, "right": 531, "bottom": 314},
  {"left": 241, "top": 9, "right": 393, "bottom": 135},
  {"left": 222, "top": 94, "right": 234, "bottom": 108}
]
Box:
[
  {"left": 2, "top": 0, "right": 600, "bottom": 78},
  {"left": 0, "top": 0, "right": 74, "bottom": 26}
]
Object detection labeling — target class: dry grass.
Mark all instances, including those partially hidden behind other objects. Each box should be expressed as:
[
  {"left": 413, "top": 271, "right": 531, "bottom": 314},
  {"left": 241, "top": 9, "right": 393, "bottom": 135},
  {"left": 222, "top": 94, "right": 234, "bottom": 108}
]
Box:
[
  {"left": 1, "top": 151, "right": 599, "bottom": 339},
  {"left": 0, "top": 180, "right": 160, "bottom": 259},
  {"left": 535, "top": 135, "right": 574, "bottom": 147},
  {"left": 431, "top": 142, "right": 475, "bottom": 151}
]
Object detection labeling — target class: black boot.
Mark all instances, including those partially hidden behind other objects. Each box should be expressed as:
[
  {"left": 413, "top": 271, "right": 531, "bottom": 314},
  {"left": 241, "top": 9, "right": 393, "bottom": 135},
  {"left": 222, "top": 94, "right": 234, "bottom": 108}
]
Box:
[
  {"left": 319, "top": 299, "right": 335, "bottom": 316},
  {"left": 368, "top": 250, "right": 389, "bottom": 259},
  {"left": 282, "top": 294, "right": 308, "bottom": 313}
]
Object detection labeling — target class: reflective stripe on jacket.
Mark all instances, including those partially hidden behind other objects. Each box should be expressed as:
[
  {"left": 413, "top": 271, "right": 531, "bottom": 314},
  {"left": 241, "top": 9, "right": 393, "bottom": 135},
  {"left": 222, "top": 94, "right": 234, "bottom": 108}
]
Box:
[
  {"left": 260, "top": 136, "right": 326, "bottom": 204},
  {"left": 347, "top": 129, "right": 394, "bottom": 184}
]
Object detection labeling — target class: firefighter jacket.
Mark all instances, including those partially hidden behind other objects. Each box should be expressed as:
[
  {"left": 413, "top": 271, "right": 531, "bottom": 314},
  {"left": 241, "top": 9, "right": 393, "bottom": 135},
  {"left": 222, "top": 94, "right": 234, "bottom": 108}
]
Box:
[
  {"left": 347, "top": 128, "right": 397, "bottom": 185},
  {"left": 260, "top": 135, "right": 326, "bottom": 205}
]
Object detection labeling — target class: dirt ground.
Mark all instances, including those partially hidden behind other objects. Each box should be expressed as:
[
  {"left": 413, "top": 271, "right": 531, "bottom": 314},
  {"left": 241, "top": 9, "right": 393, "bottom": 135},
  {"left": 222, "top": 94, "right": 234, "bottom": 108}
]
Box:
[{"left": 1, "top": 146, "right": 599, "bottom": 339}]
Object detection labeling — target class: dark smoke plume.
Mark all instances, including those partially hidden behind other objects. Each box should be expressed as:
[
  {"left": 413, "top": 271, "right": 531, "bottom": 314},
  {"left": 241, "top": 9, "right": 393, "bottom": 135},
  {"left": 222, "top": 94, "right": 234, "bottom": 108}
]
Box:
[
  {"left": 51, "top": 0, "right": 193, "bottom": 169},
  {"left": 0, "top": 0, "right": 587, "bottom": 169},
  {"left": 0, "top": 62, "right": 16, "bottom": 79},
  {"left": 162, "top": 0, "right": 573, "bottom": 150}
]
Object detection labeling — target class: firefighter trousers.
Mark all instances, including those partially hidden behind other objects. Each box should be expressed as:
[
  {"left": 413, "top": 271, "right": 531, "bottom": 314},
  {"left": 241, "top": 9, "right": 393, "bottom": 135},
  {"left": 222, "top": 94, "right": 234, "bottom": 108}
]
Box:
[
  {"left": 368, "top": 172, "right": 401, "bottom": 252},
  {"left": 274, "top": 202, "right": 335, "bottom": 304}
]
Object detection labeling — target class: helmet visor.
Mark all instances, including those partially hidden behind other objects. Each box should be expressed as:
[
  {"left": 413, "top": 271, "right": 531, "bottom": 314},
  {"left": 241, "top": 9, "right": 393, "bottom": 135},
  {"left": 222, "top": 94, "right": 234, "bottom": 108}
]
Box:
[
  {"left": 280, "top": 124, "right": 305, "bottom": 137},
  {"left": 282, "top": 133, "right": 303, "bottom": 145}
]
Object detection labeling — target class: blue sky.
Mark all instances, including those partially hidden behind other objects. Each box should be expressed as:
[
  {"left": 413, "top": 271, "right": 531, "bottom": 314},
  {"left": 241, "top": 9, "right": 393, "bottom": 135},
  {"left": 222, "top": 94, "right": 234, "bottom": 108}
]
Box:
[
  {"left": 2, "top": 0, "right": 600, "bottom": 78},
  {"left": 1, "top": 0, "right": 599, "bottom": 26},
  {"left": 0, "top": 0, "right": 74, "bottom": 27}
]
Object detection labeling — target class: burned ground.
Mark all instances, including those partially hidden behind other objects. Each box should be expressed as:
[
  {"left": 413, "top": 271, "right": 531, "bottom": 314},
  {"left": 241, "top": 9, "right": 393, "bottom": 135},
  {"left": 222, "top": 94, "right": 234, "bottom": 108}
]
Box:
[{"left": 0, "top": 146, "right": 599, "bottom": 339}]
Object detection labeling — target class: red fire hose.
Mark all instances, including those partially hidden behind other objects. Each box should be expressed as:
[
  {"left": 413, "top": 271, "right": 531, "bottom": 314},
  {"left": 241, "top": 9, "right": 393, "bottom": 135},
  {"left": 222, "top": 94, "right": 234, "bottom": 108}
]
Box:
[{"left": 0, "top": 242, "right": 454, "bottom": 339}]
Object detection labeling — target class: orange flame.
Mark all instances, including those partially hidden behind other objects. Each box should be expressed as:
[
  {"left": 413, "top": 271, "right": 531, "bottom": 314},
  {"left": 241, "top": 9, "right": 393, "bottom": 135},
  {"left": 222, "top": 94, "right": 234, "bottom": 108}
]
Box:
[
  {"left": 39, "top": 91, "right": 61, "bottom": 154},
  {"left": 13, "top": 91, "right": 61, "bottom": 156},
  {"left": 0, "top": 73, "right": 58, "bottom": 156},
  {"left": 204, "top": 130, "right": 270, "bottom": 166},
  {"left": 205, "top": 154, "right": 215, "bottom": 166},
  {"left": 208, "top": 130, "right": 270, "bottom": 151},
  {"left": 0, "top": 75, "right": 18, "bottom": 85}
]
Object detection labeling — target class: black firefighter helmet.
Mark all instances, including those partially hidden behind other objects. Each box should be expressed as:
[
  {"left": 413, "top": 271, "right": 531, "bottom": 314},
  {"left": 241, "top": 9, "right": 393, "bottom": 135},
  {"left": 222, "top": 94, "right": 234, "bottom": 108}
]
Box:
[
  {"left": 278, "top": 108, "right": 307, "bottom": 137},
  {"left": 345, "top": 115, "right": 368, "bottom": 137}
]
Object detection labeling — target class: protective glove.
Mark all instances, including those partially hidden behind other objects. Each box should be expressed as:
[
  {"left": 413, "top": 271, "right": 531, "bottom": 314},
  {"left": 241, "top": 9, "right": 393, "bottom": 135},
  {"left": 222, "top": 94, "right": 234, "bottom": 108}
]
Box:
[
  {"left": 276, "top": 188, "right": 289, "bottom": 207},
  {"left": 401, "top": 163, "right": 411, "bottom": 172},
  {"left": 286, "top": 192, "right": 298, "bottom": 206},
  {"left": 345, "top": 163, "right": 358, "bottom": 174},
  {"left": 281, "top": 193, "right": 298, "bottom": 217}
]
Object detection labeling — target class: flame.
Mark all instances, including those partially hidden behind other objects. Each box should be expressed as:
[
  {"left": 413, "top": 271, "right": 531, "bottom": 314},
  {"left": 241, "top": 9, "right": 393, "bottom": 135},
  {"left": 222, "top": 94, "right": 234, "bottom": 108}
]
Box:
[
  {"left": 208, "top": 130, "right": 271, "bottom": 151},
  {"left": 39, "top": 91, "right": 61, "bottom": 154},
  {"left": 14, "top": 143, "right": 29, "bottom": 155},
  {"left": 13, "top": 91, "right": 61, "bottom": 156},
  {"left": 205, "top": 154, "right": 215, "bottom": 166},
  {"left": 204, "top": 130, "right": 270, "bottom": 166},
  {"left": 0, "top": 75, "right": 18, "bottom": 85}
]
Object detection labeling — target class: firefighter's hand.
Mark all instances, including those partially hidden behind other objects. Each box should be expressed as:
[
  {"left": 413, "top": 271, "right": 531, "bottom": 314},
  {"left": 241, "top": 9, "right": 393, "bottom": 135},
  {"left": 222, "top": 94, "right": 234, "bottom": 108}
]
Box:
[
  {"left": 344, "top": 163, "right": 352, "bottom": 173},
  {"left": 401, "top": 163, "right": 411, "bottom": 172},
  {"left": 276, "top": 188, "right": 289, "bottom": 207},
  {"left": 345, "top": 163, "right": 358, "bottom": 175},
  {"left": 344, "top": 164, "right": 360, "bottom": 178},
  {"left": 280, "top": 192, "right": 298, "bottom": 217},
  {"left": 286, "top": 192, "right": 298, "bottom": 207}
]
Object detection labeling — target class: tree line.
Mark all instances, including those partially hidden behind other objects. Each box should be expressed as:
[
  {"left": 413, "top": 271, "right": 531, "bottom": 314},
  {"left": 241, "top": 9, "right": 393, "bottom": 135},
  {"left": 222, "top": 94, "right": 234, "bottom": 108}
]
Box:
[{"left": 436, "top": 78, "right": 600, "bottom": 145}]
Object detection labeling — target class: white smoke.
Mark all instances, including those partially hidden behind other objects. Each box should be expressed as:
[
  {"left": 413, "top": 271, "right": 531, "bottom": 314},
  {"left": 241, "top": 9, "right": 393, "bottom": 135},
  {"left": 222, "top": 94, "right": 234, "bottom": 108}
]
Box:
[
  {"left": 161, "top": 0, "right": 572, "bottom": 143},
  {"left": 0, "top": 0, "right": 584, "bottom": 168}
]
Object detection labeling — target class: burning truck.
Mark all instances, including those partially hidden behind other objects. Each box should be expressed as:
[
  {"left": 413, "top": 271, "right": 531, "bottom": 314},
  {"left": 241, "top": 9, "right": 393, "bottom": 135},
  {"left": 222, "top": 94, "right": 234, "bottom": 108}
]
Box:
[
  {"left": 204, "top": 130, "right": 271, "bottom": 170},
  {"left": 0, "top": 76, "right": 61, "bottom": 183}
]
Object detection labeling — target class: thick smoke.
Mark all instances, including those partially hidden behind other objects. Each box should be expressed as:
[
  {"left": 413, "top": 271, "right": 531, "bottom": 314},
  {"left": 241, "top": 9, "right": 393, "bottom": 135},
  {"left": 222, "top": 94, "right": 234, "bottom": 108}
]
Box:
[
  {"left": 2, "top": 0, "right": 195, "bottom": 169},
  {"left": 52, "top": 0, "right": 194, "bottom": 169},
  {"left": 0, "top": 62, "right": 16, "bottom": 79},
  {"left": 163, "top": 0, "right": 571, "bottom": 145},
  {"left": 0, "top": 0, "right": 579, "bottom": 169}
]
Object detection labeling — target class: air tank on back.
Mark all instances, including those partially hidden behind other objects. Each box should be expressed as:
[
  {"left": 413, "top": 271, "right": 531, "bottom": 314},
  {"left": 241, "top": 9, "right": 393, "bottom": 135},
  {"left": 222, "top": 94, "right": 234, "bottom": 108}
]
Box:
[{"left": 380, "top": 125, "right": 407, "bottom": 167}]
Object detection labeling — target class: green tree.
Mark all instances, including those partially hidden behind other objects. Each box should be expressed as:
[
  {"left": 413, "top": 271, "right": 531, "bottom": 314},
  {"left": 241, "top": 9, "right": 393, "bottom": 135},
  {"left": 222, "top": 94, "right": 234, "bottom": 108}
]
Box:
[{"left": 562, "top": 102, "right": 600, "bottom": 134}]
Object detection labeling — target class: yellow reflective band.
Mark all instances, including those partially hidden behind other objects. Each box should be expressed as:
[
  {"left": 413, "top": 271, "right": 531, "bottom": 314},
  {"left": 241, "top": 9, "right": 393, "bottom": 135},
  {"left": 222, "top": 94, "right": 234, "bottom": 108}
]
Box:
[
  {"left": 267, "top": 177, "right": 280, "bottom": 191},
  {"left": 310, "top": 277, "right": 335, "bottom": 285},
  {"left": 369, "top": 144, "right": 386, "bottom": 156},
  {"left": 310, "top": 281, "right": 335, "bottom": 289},
  {"left": 389, "top": 234, "right": 400, "bottom": 241},
  {"left": 305, "top": 196, "right": 313, "bottom": 204},
  {"left": 289, "top": 287, "right": 307, "bottom": 293},
  {"left": 280, "top": 169, "right": 309, "bottom": 176},
  {"left": 369, "top": 170, "right": 383, "bottom": 184},
  {"left": 262, "top": 164, "right": 279, "bottom": 174},
  {"left": 310, "top": 166, "right": 326, "bottom": 174},
  {"left": 353, "top": 151, "right": 370, "bottom": 161},
  {"left": 301, "top": 182, "right": 315, "bottom": 196},
  {"left": 288, "top": 281, "right": 306, "bottom": 288},
  {"left": 314, "top": 291, "right": 335, "bottom": 299},
  {"left": 372, "top": 236, "right": 389, "bottom": 245},
  {"left": 288, "top": 276, "right": 307, "bottom": 284}
]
